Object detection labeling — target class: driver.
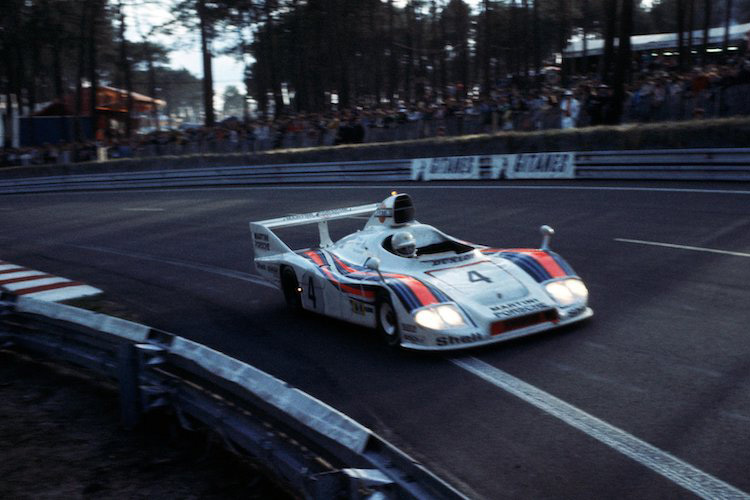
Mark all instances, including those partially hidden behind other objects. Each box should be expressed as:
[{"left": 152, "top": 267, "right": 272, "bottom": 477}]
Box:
[{"left": 392, "top": 231, "right": 417, "bottom": 258}]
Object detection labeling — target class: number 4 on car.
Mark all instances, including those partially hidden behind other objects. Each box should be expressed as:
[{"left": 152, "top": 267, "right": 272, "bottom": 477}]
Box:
[{"left": 250, "top": 193, "right": 592, "bottom": 351}]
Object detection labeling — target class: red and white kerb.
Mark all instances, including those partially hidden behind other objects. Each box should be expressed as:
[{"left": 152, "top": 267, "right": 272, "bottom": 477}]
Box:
[{"left": 0, "top": 261, "right": 102, "bottom": 302}]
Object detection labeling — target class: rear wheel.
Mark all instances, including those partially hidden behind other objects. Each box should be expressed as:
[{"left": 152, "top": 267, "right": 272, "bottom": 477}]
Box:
[
  {"left": 281, "top": 267, "right": 302, "bottom": 312},
  {"left": 376, "top": 293, "right": 401, "bottom": 348}
]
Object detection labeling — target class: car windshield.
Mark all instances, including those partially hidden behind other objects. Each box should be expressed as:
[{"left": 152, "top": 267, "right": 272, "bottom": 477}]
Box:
[{"left": 383, "top": 226, "right": 474, "bottom": 256}]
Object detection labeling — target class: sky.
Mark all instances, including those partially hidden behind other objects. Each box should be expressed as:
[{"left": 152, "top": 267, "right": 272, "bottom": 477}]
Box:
[{"left": 123, "top": 1, "right": 245, "bottom": 103}]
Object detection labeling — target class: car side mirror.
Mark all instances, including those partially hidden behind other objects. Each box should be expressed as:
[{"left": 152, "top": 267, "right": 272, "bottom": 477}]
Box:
[
  {"left": 540, "top": 225, "right": 555, "bottom": 250},
  {"left": 365, "top": 257, "right": 381, "bottom": 272}
]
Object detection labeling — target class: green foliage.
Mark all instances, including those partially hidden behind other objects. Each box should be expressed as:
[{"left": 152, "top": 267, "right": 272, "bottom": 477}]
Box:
[
  {"left": 132, "top": 67, "right": 203, "bottom": 111},
  {"left": 222, "top": 85, "right": 245, "bottom": 117},
  {"left": 3, "top": 0, "right": 748, "bottom": 126}
]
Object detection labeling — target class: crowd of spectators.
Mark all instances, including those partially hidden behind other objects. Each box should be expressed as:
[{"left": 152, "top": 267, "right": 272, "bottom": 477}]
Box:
[{"left": 2, "top": 56, "right": 750, "bottom": 168}]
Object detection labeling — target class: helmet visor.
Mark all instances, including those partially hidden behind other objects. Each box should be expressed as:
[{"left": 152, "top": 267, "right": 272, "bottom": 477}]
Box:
[{"left": 397, "top": 243, "right": 416, "bottom": 256}]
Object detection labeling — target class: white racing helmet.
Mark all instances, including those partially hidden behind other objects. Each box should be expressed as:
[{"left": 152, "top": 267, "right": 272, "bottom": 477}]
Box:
[{"left": 392, "top": 231, "right": 417, "bottom": 258}]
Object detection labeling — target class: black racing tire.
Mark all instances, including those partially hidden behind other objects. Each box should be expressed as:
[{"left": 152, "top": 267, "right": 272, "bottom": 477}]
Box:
[
  {"left": 280, "top": 267, "right": 302, "bottom": 312},
  {"left": 376, "top": 292, "right": 401, "bottom": 348}
]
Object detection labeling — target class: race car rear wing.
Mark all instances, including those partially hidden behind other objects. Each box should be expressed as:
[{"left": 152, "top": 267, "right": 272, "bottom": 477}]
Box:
[{"left": 249, "top": 203, "right": 380, "bottom": 258}]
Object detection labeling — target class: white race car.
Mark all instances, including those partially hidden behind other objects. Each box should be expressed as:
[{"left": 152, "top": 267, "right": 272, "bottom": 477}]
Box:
[{"left": 250, "top": 193, "right": 592, "bottom": 350}]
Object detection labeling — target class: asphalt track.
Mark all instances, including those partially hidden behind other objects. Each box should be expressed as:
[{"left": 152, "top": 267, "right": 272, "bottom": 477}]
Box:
[{"left": 2, "top": 181, "right": 750, "bottom": 499}]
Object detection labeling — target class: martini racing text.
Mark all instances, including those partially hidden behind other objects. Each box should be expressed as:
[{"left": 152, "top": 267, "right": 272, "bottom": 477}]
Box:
[{"left": 490, "top": 298, "right": 547, "bottom": 318}]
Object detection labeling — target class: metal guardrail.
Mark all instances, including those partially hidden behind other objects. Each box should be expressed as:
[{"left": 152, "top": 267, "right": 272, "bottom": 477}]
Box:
[
  {"left": 575, "top": 148, "right": 750, "bottom": 181},
  {"left": 0, "top": 294, "right": 466, "bottom": 500},
  {"left": 0, "top": 159, "right": 412, "bottom": 193},
  {"left": 0, "top": 148, "right": 749, "bottom": 194}
]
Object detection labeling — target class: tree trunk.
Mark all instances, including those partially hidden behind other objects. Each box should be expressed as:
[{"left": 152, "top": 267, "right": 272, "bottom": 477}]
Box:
[
  {"left": 482, "top": 0, "right": 491, "bottom": 92},
  {"left": 610, "top": 0, "right": 633, "bottom": 124},
  {"left": 430, "top": 0, "right": 440, "bottom": 96},
  {"left": 88, "top": 0, "right": 99, "bottom": 141},
  {"left": 601, "top": 0, "right": 618, "bottom": 83},
  {"left": 687, "top": 0, "right": 694, "bottom": 68},
  {"left": 509, "top": 0, "right": 518, "bottom": 75},
  {"left": 53, "top": 40, "right": 63, "bottom": 101},
  {"left": 724, "top": 0, "right": 734, "bottom": 54},
  {"left": 405, "top": 2, "right": 414, "bottom": 102},
  {"left": 289, "top": 0, "right": 303, "bottom": 112},
  {"left": 74, "top": 1, "right": 88, "bottom": 142},
  {"left": 677, "top": 0, "right": 686, "bottom": 70},
  {"left": 522, "top": 0, "right": 530, "bottom": 77},
  {"left": 533, "top": 0, "right": 541, "bottom": 76},
  {"left": 439, "top": 9, "right": 447, "bottom": 93},
  {"left": 2, "top": 26, "right": 17, "bottom": 147},
  {"left": 333, "top": 1, "right": 351, "bottom": 108},
  {"left": 3, "top": 50, "right": 13, "bottom": 147},
  {"left": 557, "top": 0, "right": 568, "bottom": 83},
  {"left": 557, "top": 0, "right": 567, "bottom": 54},
  {"left": 147, "top": 54, "right": 159, "bottom": 132},
  {"left": 582, "top": 0, "right": 590, "bottom": 74},
  {"left": 702, "top": 0, "right": 712, "bottom": 63},
  {"left": 369, "top": 0, "right": 382, "bottom": 104},
  {"left": 198, "top": 0, "right": 215, "bottom": 126},
  {"left": 387, "top": 0, "right": 397, "bottom": 103},
  {"left": 29, "top": 23, "right": 40, "bottom": 145},
  {"left": 51, "top": 28, "right": 67, "bottom": 142},
  {"left": 118, "top": 1, "right": 133, "bottom": 138},
  {"left": 414, "top": 2, "right": 425, "bottom": 102}
]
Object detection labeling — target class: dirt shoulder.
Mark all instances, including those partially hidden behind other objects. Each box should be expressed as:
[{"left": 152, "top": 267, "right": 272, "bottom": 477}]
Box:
[{"left": 0, "top": 349, "right": 291, "bottom": 499}]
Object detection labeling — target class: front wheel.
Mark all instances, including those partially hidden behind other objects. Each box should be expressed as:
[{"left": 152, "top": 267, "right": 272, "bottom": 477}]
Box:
[{"left": 376, "top": 293, "right": 401, "bottom": 348}]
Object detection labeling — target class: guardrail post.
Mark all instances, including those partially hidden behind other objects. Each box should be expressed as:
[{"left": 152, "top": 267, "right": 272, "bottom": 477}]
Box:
[
  {"left": 342, "top": 468, "right": 395, "bottom": 499},
  {"left": 117, "top": 343, "right": 141, "bottom": 429}
]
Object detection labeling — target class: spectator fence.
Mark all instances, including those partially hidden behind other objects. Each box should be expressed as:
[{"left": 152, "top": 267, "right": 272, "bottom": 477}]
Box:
[{"left": 3, "top": 83, "right": 750, "bottom": 168}]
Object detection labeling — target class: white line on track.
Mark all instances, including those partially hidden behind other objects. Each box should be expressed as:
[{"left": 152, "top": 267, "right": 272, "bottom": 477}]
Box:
[
  {"left": 451, "top": 357, "right": 750, "bottom": 500},
  {"left": 11, "top": 184, "right": 750, "bottom": 196},
  {"left": 122, "top": 207, "right": 165, "bottom": 212},
  {"left": 69, "top": 244, "right": 275, "bottom": 289},
  {"left": 615, "top": 238, "right": 750, "bottom": 258}
]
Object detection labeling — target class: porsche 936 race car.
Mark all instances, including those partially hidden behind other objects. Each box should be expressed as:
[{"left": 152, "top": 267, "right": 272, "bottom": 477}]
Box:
[{"left": 250, "top": 193, "right": 592, "bottom": 350}]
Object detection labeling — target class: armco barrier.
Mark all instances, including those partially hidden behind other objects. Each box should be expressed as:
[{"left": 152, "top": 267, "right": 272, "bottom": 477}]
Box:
[
  {"left": 0, "top": 159, "right": 412, "bottom": 193},
  {"left": 0, "top": 148, "right": 749, "bottom": 194},
  {"left": 575, "top": 148, "right": 750, "bottom": 181},
  {"left": 0, "top": 295, "right": 466, "bottom": 500}
]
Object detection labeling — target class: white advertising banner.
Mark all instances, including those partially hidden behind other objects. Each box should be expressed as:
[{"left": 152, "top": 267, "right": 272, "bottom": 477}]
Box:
[
  {"left": 490, "top": 154, "right": 517, "bottom": 179},
  {"left": 494, "top": 152, "right": 575, "bottom": 179},
  {"left": 411, "top": 156, "right": 481, "bottom": 181}
]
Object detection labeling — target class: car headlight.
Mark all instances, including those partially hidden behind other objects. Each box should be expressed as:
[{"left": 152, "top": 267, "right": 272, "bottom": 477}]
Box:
[
  {"left": 545, "top": 281, "right": 576, "bottom": 306},
  {"left": 564, "top": 278, "right": 588, "bottom": 300},
  {"left": 414, "top": 304, "right": 466, "bottom": 330}
]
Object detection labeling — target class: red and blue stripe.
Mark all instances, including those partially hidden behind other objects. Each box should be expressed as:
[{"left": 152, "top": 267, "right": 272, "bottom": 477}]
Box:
[
  {"left": 482, "top": 248, "right": 577, "bottom": 283},
  {"left": 303, "top": 251, "right": 452, "bottom": 312}
]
